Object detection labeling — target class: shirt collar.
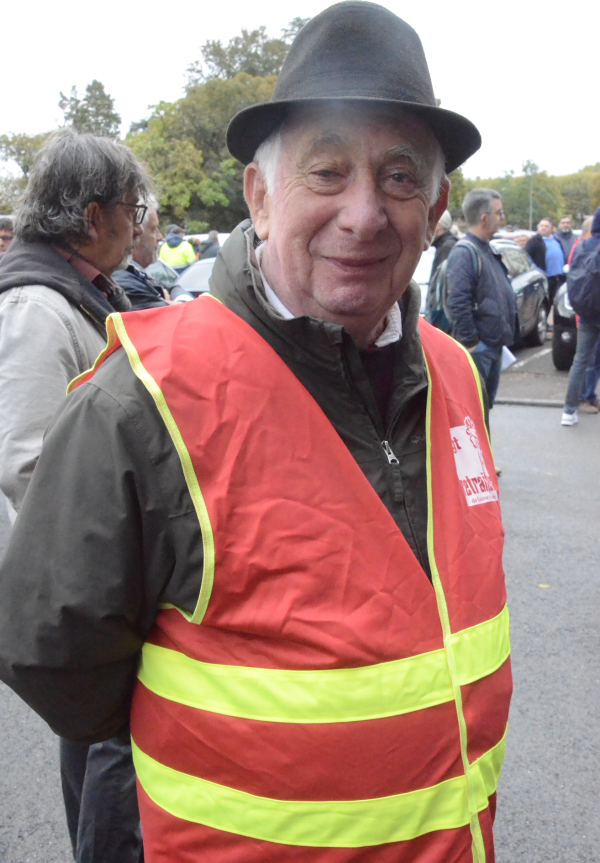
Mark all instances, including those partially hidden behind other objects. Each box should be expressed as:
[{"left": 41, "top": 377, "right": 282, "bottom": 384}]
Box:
[{"left": 255, "top": 242, "right": 402, "bottom": 347}]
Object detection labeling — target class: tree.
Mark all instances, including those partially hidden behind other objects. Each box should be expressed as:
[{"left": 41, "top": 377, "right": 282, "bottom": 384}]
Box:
[
  {"left": 187, "top": 19, "right": 310, "bottom": 86},
  {"left": 0, "top": 132, "right": 51, "bottom": 212},
  {"left": 59, "top": 80, "right": 121, "bottom": 138},
  {"left": 448, "top": 167, "right": 467, "bottom": 217},
  {"left": 0, "top": 132, "right": 50, "bottom": 177},
  {"left": 127, "top": 72, "right": 277, "bottom": 229}
]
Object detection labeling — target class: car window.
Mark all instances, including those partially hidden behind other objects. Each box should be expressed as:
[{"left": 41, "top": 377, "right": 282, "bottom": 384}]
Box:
[{"left": 500, "top": 247, "right": 530, "bottom": 277}]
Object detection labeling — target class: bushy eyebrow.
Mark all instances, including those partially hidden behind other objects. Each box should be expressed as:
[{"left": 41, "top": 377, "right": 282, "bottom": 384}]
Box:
[
  {"left": 381, "top": 143, "right": 425, "bottom": 181},
  {"left": 297, "top": 131, "right": 349, "bottom": 169}
]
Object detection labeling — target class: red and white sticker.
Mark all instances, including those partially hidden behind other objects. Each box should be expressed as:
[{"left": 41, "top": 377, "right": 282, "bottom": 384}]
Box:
[{"left": 450, "top": 416, "right": 498, "bottom": 507}]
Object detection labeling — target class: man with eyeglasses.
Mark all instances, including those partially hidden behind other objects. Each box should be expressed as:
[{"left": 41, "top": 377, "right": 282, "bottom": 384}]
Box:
[
  {"left": 0, "top": 216, "right": 14, "bottom": 257},
  {"left": 446, "top": 188, "right": 517, "bottom": 407},
  {"left": 0, "top": 129, "right": 149, "bottom": 863}
]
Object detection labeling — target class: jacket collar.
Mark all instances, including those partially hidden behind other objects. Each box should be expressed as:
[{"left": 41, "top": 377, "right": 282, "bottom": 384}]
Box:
[{"left": 0, "top": 238, "right": 130, "bottom": 333}]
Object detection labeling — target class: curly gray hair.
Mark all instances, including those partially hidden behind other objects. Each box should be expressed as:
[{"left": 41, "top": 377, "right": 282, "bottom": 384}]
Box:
[{"left": 15, "top": 129, "right": 152, "bottom": 244}]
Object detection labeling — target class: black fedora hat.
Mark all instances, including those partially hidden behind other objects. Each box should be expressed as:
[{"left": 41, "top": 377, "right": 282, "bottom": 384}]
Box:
[{"left": 227, "top": 1, "right": 480, "bottom": 174}]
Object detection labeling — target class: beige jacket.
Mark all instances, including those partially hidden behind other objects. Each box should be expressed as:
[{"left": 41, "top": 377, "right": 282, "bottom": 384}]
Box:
[{"left": 0, "top": 285, "right": 105, "bottom": 513}]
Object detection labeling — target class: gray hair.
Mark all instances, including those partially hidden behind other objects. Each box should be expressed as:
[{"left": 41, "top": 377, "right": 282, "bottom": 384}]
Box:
[
  {"left": 15, "top": 129, "right": 152, "bottom": 244},
  {"left": 142, "top": 196, "right": 159, "bottom": 227},
  {"left": 438, "top": 210, "right": 452, "bottom": 231},
  {"left": 462, "top": 188, "right": 501, "bottom": 228},
  {"left": 254, "top": 122, "right": 446, "bottom": 203},
  {"left": 0, "top": 216, "right": 14, "bottom": 232},
  {"left": 581, "top": 215, "right": 593, "bottom": 234},
  {"left": 255, "top": 129, "right": 284, "bottom": 195}
]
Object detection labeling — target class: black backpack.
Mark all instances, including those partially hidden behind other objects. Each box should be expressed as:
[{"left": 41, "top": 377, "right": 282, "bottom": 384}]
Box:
[
  {"left": 567, "top": 241, "right": 600, "bottom": 321},
  {"left": 426, "top": 240, "right": 482, "bottom": 334}
]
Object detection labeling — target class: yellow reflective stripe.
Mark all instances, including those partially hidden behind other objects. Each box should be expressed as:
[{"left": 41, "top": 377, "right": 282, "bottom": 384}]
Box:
[
  {"left": 131, "top": 731, "right": 505, "bottom": 848},
  {"left": 66, "top": 314, "right": 120, "bottom": 395},
  {"left": 111, "top": 312, "right": 215, "bottom": 624},
  {"left": 137, "top": 604, "right": 509, "bottom": 723},
  {"left": 424, "top": 353, "right": 487, "bottom": 863}
]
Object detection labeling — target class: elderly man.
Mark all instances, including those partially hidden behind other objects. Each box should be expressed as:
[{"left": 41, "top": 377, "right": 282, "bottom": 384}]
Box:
[
  {"left": 0, "top": 129, "right": 148, "bottom": 863},
  {"left": 113, "top": 201, "right": 170, "bottom": 309},
  {"left": 0, "top": 5, "right": 511, "bottom": 862}
]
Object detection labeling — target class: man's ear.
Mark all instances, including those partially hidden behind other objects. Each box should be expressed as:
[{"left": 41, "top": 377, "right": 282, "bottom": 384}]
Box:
[
  {"left": 244, "top": 163, "right": 270, "bottom": 240},
  {"left": 82, "top": 201, "right": 102, "bottom": 243},
  {"left": 424, "top": 177, "right": 450, "bottom": 249}
]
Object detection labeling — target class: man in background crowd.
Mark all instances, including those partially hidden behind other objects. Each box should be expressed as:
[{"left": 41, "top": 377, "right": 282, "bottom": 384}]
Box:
[
  {"left": 158, "top": 223, "right": 196, "bottom": 272},
  {"left": 446, "top": 188, "right": 517, "bottom": 406},
  {"left": 0, "top": 129, "right": 147, "bottom": 863},
  {"left": 430, "top": 210, "right": 457, "bottom": 274},
  {"left": 555, "top": 215, "right": 577, "bottom": 261},
  {"left": 113, "top": 201, "right": 170, "bottom": 310},
  {"left": 200, "top": 229, "right": 220, "bottom": 259},
  {"left": 526, "top": 217, "right": 566, "bottom": 305},
  {"left": 0, "top": 216, "right": 14, "bottom": 258},
  {"left": 561, "top": 207, "right": 600, "bottom": 425}
]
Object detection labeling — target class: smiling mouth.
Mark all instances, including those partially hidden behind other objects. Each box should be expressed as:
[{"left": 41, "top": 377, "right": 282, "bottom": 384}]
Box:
[{"left": 325, "top": 256, "right": 388, "bottom": 270}]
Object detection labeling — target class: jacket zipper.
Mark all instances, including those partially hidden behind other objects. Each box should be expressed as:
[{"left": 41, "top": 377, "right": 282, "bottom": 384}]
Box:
[{"left": 382, "top": 440, "right": 400, "bottom": 465}]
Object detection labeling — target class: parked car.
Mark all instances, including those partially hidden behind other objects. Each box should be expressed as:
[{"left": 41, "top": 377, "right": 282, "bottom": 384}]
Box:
[
  {"left": 173, "top": 257, "right": 216, "bottom": 296},
  {"left": 416, "top": 239, "right": 549, "bottom": 345},
  {"left": 490, "top": 239, "right": 549, "bottom": 346},
  {"left": 551, "top": 282, "right": 576, "bottom": 370}
]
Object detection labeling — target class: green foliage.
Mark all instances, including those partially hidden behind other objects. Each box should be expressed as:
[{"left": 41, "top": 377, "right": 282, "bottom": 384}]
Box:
[
  {"left": 186, "top": 220, "right": 210, "bottom": 234},
  {"left": 0, "top": 131, "right": 52, "bottom": 213},
  {"left": 0, "top": 131, "right": 50, "bottom": 177},
  {"left": 127, "top": 73, "right": 277, "bottom": 229},
  {"left": 448, "top": 167, "right": 467, "bottom": 217},
  {"left": 59, "top": 80, "right": 121, "bottom": 138},
  {"left": 186, "top": 18, "right": 309, "bottom": 86}
]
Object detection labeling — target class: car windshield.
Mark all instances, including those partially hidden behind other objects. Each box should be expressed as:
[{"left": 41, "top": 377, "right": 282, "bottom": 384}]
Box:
[{"left": 175, "top": 259, "right": 215, "bottom": 294}]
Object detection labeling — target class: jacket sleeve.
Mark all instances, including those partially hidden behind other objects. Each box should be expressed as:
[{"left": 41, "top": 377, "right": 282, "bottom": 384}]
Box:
[
  {"left": 445, "top": 245, "right": 480, "bottom": 348},
  {"left": 0, "top": 291, "right": 84, "bottom": 511},
  {"left": 0, "top": 360, "right": 202, "bottom": 744},
  {"left": 525, "top": 236, "right": 545, "bottom": 271}
]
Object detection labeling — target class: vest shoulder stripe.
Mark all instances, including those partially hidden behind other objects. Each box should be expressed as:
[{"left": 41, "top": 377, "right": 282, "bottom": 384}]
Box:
[
  {"left": 112, "top": 312, "right": 215, "bottom": 624},
  {"left": 131, "top": 731, "right": 506, "bottom": 848},
  {"left": 137, "top": 605, "right": 509, "bottom": 723}
]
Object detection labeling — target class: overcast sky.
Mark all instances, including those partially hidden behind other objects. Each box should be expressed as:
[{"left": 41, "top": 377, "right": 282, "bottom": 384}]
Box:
[{"left": 3, "top": 0, "right": 598, "bottom": 180}]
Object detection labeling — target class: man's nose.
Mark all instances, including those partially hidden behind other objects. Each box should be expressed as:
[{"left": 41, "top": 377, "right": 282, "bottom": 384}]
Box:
[
  {"left": 133, "top": 221, "right": 144, "bottom": 238},
  {"left": 336, "top": 177, "right": 388, "bottom": 240}
]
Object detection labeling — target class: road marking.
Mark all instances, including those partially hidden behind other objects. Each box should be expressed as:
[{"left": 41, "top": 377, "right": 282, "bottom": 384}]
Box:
[{"left": 510, "top": 347, "right": 551, "bottom": 370}]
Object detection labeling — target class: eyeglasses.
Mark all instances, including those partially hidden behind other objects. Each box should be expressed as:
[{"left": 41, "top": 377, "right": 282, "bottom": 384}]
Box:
[
  {"left": 0, "top": 235, "right": 12, "bottom": 242},
  {"left": 118, "top": 203, "right": 147, "bottom": 225}
]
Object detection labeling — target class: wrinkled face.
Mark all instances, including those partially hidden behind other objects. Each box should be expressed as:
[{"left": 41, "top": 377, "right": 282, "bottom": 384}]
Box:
[
  {"left": 0, "top": 229, "right": 13, "bottom": 253},
  {"left": 538, "top": 219, "right": 553, "bottom": 237},
  {"left": 97, "top": 194, "right": 144, "bottom": 275},
  {"left": 246, "top": 106, "right": 447, "bottom": 341},
  {"left": 133, "top": 208, "right": 163, "bottom": 268},
  {"left": 559, "top": 217, "right": 572, "bottom": 232}
]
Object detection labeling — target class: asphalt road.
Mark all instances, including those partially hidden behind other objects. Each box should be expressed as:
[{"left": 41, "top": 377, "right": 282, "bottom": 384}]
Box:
[{"left": 0, "top": 342, "right": 598, "bottom": 861}]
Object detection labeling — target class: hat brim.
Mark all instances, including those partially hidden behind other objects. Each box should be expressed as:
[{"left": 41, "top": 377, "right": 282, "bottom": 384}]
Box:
[{"left": 227, "top": 97, "right": 480, "bottom": 175}]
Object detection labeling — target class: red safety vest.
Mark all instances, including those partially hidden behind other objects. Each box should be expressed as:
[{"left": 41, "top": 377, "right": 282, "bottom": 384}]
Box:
[{"left": 72, "top": 296, "right": 511, "bottom": 863}]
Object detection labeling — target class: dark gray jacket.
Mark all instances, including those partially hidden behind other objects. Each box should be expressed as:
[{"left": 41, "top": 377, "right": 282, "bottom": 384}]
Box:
[
  {"left": 0, "top": 222, "right": 484, "bottom": 744},
  {"left": 446, "top": 232, "right": 517, "bottom": 349}
]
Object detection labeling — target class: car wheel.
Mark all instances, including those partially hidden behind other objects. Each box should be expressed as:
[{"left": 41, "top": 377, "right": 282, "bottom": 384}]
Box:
[
  {"left": 526, "top": 303, "right": 548, "bottom": 347},
  {"left": 552, "top": 329, "right": 576, "bottom": 371}
]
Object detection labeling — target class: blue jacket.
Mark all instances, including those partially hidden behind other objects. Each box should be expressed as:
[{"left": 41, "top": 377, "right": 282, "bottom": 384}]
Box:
[
  {"left": 446, "top": 232, "right": 517, "bottom": 349},
  {"left": 112, "top": 261, "right": 168, "bottom": 311}
]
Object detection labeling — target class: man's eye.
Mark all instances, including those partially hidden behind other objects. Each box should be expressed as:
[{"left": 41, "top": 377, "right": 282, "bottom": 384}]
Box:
[{"left": 383, "top": 172, "right": 419, "bottom": 198}]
